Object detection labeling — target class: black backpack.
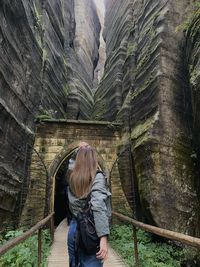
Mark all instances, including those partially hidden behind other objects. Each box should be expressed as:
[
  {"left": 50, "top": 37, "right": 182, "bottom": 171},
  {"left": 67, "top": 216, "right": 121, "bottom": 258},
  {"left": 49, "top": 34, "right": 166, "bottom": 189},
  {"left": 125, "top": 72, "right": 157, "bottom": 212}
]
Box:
[{"left": 75, "top": 193, "right": 100, "bottom": 255}]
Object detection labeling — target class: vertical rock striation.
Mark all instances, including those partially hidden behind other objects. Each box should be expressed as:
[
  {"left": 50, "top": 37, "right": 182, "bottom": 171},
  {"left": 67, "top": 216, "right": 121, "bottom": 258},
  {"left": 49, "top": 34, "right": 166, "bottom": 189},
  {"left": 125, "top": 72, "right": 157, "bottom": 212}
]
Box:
[
  {"left": 1, "top": 0, "right": 200, "bottom": 238},
  {"left": 93, "top": 0, "right": 106, "bottom": 90},
  {"left": 129, "top": 0, "right": 198, "bottom": 235},
  {"left": 92, "top": 0, "right": 133, "bottom": 120},
  {"left": 186, "top": 7, "right": 200, "bottom": 236},
  {"left": 93, "top": 0, "right": 200, "bottom": 236},
  {"left": 0, "top": 0, "right": 100, "bottom": 229},
  {"left": 65, "top": 0, "right": 101, "bottom": 119}
]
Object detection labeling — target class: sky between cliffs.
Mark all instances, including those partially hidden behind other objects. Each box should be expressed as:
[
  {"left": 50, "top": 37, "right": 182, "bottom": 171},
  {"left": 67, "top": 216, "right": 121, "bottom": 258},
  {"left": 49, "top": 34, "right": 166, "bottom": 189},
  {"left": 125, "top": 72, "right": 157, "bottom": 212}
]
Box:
[{"left": 93, "top": 0, "right": 105, "bottom": 17}]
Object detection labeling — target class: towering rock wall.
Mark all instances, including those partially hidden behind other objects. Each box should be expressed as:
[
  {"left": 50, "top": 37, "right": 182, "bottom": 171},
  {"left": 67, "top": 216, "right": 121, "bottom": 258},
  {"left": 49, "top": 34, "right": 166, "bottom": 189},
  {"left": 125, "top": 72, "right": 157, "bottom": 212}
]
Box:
[
  {"left": 186, "top": 7, "right": 200, "bottom": 236},
  {"left": 93, "top": 0, "right": 106, "bottom": 90},
  {"left": 1, "top": 0, "right": 200, "bottom": 238},
  {"left": 93, "top": 0, "right": 200, "bottom": 236},
  {"left": 0, "top": 0, "right": 100, "bottom": 229},
  {"left": 129, "top": 0, "right": 198, "bottom": 236},
  {"left": 92, "top": 0, "right": 133, "bottom": 120}
]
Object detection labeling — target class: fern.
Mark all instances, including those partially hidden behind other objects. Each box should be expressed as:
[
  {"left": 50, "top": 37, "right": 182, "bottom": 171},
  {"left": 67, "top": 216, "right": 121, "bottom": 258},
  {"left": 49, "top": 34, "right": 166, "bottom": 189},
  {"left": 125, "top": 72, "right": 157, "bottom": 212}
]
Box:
[{"left": 109, "top": 225, "right": 184, "bottom": 267}]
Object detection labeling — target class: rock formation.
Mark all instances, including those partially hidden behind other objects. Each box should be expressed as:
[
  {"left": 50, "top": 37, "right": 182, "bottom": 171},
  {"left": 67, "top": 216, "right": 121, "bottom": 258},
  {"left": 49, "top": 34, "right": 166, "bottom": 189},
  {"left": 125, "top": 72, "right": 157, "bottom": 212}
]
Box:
[
  {"left": 0, "top": 0, "right": 200, "bottom": 241},
  {"left": 93, "top": 0, "right": 106, "bottom": 90},
  {"left": 0, "top": 0, "right": 100, "bottom": 228},
  {"left": 92, "top": 0, "right": 200, "bottom": 236},
  {"left": 186, "top": 6, "right": 200, "bottom": 236}
]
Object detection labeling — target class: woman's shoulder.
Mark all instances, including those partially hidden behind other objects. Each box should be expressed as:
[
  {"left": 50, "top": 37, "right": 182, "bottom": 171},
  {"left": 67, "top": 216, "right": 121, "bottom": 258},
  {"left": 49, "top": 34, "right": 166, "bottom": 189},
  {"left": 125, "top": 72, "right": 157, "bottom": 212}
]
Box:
[{"left": 92, "top": 170, "right": 108, "bottom": 191}]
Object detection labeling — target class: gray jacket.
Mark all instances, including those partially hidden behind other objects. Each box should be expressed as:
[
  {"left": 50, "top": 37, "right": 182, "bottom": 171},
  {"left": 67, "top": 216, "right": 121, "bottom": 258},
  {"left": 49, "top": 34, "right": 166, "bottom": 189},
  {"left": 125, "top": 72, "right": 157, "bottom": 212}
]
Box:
[{"left": 67, "top": 172, "right": 112, "bottom": 237}]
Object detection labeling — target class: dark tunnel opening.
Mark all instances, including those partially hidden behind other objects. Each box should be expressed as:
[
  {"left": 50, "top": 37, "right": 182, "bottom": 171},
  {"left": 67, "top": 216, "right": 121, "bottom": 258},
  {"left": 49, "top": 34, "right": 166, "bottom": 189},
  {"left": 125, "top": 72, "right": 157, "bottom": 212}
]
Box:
[
  {"left": 54, "top": 148, "right": 106, "bottom": 227},
  {"left": 54, "top": 156, "right": 72, "bottom": 227}
]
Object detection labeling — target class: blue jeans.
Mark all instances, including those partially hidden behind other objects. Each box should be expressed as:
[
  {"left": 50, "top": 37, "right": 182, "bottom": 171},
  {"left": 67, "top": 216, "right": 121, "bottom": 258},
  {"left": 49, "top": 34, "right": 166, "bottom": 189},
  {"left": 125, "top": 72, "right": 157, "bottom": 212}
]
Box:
[{"left": 67, "top": 218, "right": 103, "bottom": 267}]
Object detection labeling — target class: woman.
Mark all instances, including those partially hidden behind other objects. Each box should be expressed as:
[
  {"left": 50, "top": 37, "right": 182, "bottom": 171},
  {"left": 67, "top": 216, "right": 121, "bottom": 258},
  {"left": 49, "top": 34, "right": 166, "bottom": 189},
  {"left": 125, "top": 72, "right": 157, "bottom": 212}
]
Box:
[{"left": 67, "top": 144, "right": 111, "bottom": 267}]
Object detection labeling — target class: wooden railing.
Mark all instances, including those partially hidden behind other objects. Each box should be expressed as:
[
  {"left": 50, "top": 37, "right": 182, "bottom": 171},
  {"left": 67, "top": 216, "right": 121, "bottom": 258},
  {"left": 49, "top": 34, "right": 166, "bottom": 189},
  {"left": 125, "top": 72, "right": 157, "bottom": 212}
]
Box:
[
  {"left": 0, "top": 212, "right": 54, "bottom": 267},
  {"left": 112, "top": 211, "right": 200, "bottom": 267}
]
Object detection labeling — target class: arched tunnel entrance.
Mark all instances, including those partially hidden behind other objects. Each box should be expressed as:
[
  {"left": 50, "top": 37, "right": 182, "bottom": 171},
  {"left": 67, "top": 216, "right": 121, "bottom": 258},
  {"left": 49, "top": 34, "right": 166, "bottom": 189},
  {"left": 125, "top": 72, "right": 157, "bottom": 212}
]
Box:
[
  {"left": 53, "top": 148, "right": 109, "bottom": 226},
  {"left": 20, "top": 120, "right": 130, "bottom": 228},
  {"left": 53, "top": 146, "right": 135, "bottom": 228}
]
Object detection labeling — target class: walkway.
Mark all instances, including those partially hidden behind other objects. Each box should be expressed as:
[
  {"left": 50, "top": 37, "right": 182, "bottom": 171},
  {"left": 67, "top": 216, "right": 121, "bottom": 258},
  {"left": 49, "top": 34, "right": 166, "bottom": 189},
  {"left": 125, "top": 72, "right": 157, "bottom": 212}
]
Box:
[{"left": 47, "top": 219, "right": 126, "bottom": 267}]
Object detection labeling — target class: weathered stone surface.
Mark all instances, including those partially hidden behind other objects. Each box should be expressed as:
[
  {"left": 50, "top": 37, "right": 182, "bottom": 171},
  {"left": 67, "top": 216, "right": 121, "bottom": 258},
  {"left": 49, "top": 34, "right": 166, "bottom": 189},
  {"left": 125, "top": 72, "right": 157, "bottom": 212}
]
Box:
[
  {"left": 93, "top": 0, "right": 106, "bottom": 90},
  {"left": 129, "top": 0, "right": 199, "bottom": 236},
  {"left": 92, "top": 0, "right": 200, "bottom": 236},
  {"left": 0, "top": 0, "right": 100, "bottom": 229},
  {"left": 19, "top": 120, "right": 131, "bottom": 227},
  {"left": 1, "top": 0, "right": 200, "bottom": 243},
  {"left": 186, "top": 7, "right": 200, "bottom": 236},
  {"left": 92, "top": 0, "right": 133, "bottom": 121}
]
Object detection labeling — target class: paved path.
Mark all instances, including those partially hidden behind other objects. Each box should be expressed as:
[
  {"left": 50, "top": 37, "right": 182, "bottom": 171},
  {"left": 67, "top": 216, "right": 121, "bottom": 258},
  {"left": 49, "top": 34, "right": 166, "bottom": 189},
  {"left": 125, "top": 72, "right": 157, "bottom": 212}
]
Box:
[{"left": 47, "top": 219, "right": 127, "bottom": 267}]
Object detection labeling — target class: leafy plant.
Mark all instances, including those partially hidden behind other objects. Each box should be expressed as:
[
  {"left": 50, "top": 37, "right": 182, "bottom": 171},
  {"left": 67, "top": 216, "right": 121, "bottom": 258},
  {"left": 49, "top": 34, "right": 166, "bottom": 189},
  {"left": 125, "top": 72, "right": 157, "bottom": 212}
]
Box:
[
  {"left": 0, "top": 229, "right": 51, "bottom": 267},
  {"left": 109, "top": 224, "right": 184, "bottom": 267}
]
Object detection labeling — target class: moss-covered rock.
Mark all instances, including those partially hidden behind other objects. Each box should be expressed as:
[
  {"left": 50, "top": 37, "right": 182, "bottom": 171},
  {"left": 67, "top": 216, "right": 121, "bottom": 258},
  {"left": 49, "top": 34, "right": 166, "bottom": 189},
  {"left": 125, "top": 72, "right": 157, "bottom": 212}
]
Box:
[
  {"left": 0, "top": 0, "right": 100, "bottom": 229},
  {"left": 95, "top": 0, "right": 200, "bottom": 237}
]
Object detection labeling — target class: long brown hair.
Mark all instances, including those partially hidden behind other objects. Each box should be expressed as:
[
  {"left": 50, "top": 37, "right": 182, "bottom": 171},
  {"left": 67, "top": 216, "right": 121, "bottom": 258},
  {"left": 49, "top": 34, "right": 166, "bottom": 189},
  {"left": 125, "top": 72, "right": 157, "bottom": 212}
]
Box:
[{"left": 69, "top": 146, "right": 98, "bottom": 198}]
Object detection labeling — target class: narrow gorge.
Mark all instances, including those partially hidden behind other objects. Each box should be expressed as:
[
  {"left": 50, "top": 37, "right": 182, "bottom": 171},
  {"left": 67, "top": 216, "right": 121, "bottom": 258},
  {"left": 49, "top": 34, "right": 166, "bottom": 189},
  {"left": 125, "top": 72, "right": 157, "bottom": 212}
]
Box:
[{"left": 0, "top": 0, "right": 200, "bottom": 253}]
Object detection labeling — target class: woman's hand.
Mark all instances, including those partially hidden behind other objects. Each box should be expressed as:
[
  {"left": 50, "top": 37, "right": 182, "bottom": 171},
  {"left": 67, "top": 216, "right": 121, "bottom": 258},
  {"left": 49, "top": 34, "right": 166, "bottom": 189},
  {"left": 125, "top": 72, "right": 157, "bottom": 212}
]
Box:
[{"left": 96, "top": 236, "right": 108, "bottom": 261}]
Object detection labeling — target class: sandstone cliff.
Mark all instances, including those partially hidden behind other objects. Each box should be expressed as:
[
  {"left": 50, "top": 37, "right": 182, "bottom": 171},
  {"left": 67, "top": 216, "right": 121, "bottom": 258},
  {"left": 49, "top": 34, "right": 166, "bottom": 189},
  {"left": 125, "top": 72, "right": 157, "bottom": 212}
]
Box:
[
  {"left": 0, "top": 0, "right": 100, "bottom": 228},
  {"left": 93, "top": 0, "right": 200, "bottom": 236},
  {"left": 186, "top": 6, "right": 200, "bottom": 236},
  {"left": 1, "top": 0, "right": 200, "bottom": 241}
]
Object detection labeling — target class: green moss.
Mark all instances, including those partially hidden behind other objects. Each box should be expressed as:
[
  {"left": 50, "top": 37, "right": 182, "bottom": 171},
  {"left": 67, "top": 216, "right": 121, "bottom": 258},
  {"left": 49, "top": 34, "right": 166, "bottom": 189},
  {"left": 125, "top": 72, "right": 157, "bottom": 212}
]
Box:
[
  {"left": 127, "top": 42, "right": 137, "bottom": 56},
  {"left": 136, "top": 34, "right": 159, "bottom": 74},
  {"left": 36, "top": 114, "right": 51, "bottom": 121},
  {"left": 63, "top": 58, "right": 67, "bottom": 67},
  {"left": 61, "top": 0, "right": 65, "bottom": 18},
  {"left": 131, "top": 112, "right": 159, "bottom": 148},
  {"left": 33, "top": 3, "right": 43, "bottom": 33},
  {"left": 131, "top": 73, "right": 155, "bottom": 100},
  {"left": 42, "top": 48, "right": 47, "bottom": 63},
  {"left": 63, "top": 84, "right": 70, "bottom": 96},
  {"left": 176, "top": 3, "right": 200, "bottom": 33},
  {"left": 33, "top": 3, "right": 42, "bottom": 25},
  {"left": 190, "top": 69, "right": 199, "bottom": 87},
  {"left": 32, "top": 2, "right": 43, "bottom": 48},
  {"left": 172, "top": 136, "right": 194, "bottom": 178},
  {"left": 91, "top": 100, "right": 107, "bottom": 120},
  {"left": 36, "top": 110, "right": 53, "bottom": 121}
]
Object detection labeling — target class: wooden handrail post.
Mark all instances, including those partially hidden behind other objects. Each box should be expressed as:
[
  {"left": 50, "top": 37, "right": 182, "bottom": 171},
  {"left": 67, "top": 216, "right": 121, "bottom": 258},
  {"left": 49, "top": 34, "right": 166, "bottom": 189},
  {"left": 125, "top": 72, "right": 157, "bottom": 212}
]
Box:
[
  {"left": 38, "top": 228, "right": 42, "bottom": 267},
  {"left": 50, "top": 214, "right": 54, "bottom": 242},
  {"left": 132, "top": 226, "right": 140, "bottom": 267}
]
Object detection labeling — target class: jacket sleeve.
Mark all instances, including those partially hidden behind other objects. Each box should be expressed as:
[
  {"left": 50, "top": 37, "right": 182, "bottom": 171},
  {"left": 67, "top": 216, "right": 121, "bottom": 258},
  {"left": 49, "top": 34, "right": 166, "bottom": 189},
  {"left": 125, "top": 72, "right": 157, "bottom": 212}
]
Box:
[{"left": 91, "top": 172, "right": 110, "bottom": 237}]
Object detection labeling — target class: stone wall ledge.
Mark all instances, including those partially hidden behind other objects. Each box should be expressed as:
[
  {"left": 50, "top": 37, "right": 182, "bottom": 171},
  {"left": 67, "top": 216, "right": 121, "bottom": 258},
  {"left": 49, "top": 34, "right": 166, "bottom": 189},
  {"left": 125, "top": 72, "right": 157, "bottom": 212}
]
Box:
[{"left": 36, "top": 119, "right": 122, "bottom": 127}]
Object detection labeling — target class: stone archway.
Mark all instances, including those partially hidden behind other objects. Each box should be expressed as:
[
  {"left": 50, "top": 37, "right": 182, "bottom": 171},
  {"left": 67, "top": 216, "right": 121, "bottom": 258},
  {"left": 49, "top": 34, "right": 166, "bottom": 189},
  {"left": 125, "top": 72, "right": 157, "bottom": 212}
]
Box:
[
  {"left": 50, "top": 145, "right": 110, "bottom": 226},
  {"left": 20, "top": 119, "right": 131, "bottom": 226}
]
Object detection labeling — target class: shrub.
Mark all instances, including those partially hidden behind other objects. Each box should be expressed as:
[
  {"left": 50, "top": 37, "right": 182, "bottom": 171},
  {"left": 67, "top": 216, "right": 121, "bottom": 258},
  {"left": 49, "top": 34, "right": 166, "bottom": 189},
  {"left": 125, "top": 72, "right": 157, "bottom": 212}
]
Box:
[
  {"left": 0, "top": 229, "right": 51, "bottom": 267},
  {"left": 109, "top": 224, "right": 184, "bottom": 267}
]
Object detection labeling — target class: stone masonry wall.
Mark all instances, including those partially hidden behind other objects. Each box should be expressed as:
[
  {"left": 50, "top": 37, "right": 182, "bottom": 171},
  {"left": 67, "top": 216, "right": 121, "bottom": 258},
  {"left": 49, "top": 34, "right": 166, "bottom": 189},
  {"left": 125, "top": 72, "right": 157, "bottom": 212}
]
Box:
[{"left": 20, "top": 120, "right": 132, "bottom": 226}]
